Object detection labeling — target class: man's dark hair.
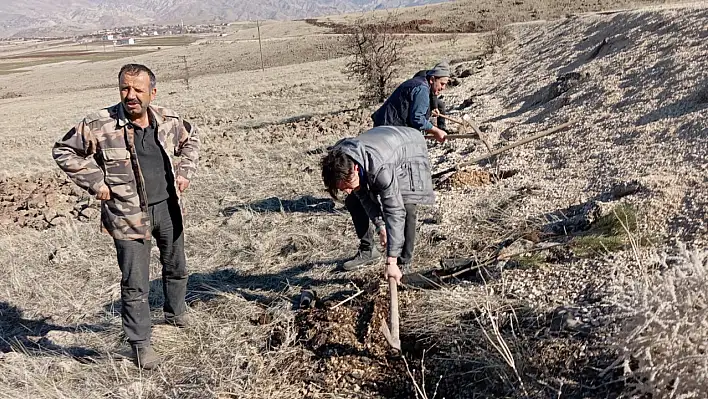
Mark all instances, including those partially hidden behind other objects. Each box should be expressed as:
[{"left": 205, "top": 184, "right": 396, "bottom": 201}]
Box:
[
  {"left": 321, "top": 148, "right": 355, "bottom": 199},
  {"left": 119, "top": 64, "right": 157, "bottom": 89}
]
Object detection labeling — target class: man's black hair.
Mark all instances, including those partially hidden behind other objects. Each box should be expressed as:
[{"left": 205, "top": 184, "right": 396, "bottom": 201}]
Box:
[
  {"left": 119, "top": 64, "right": 157, "bottom": 89},
  {"left": 321, "top": 148, "right": 355, "bottom": 199}
]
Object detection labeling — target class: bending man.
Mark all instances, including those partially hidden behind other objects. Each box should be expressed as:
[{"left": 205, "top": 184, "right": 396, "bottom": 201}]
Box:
[
  {"left": 341, "top": 61, "right": 450, "bottom": 271},
  {"left": 321, "top": 126, "right": 435, "bottom": 282}
]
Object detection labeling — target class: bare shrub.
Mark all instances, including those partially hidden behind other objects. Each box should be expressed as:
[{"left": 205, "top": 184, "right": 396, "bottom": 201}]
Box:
[
  {"left": 342, "top": 16, "right": 406, "bottom": 105},
  {"left": 611, "top": 246, "right": 708, "bottom": 397},
  {"left": 0, "top": 91, "right": 22, "bottom": 99},
  {"left": 481, "top": 23, "right": 515, "bottom": 55}
]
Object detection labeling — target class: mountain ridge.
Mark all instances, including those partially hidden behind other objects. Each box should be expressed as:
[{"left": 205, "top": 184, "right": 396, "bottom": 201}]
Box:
[{"left": 0, "top": 0, "right": 450, "bottom": 37}]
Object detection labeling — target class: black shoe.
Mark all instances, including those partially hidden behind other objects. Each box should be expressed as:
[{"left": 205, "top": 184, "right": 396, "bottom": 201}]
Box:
[{"left": 342, "top": 248, "right": 380, "bottom": 271}]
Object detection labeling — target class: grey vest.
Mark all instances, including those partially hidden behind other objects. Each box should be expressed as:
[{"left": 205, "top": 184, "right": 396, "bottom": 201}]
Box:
[{"left": 334, "top": 126, "right": 435, "bottom": 257}]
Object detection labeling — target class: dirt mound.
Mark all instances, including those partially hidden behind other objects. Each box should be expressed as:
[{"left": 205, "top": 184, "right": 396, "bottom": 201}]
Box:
[
  {"left": 0, "top": 172, "right": 96, "bottom": 231},
  {"left": 446, "top": 168, "right": 519, "bottom": 189},
  {"left": 295, "top": 284, "right": 411, "bottom": 397},
  {"left": 257, "top": 108, "right": 372, "bottom": 144},
  {"left": 450, "top": 169, "right": 493, "bottom": 188}
]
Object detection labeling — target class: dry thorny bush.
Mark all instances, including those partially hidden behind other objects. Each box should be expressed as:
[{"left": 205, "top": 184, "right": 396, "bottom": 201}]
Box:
[
  {"left": 481, "top": 22, "right": 515, "bottom": 55},
  {"left": 342, "top": 16, "right": 406, "bottom": 105},
  {"left": 610, "top": 246, "right": 708, "bottom": 398}
]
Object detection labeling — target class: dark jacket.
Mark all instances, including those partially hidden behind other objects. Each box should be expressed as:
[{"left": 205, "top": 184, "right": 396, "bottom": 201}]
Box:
[
  {"left": 333, "top": 126, "right": 435, "bottom": 258},
  {"left": 414, "top": 69, "right": 446, "bottom": 129},
  {"left": 371, "top": 75, "right": 433, "bottom": 130}
]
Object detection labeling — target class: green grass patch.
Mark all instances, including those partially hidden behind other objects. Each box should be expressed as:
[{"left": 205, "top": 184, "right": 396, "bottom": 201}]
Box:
[
  {"left": 511, "top": 252, "right": 547, "bottom": 269},
  {"left": 571, "top": 204, "right": 639, "bottom": 257},
  {"left": 590, "top": 203, "right": 638, "bottom": 236},
  {"left": 572, "top": 235, "right": 626, "bottom": 257}
]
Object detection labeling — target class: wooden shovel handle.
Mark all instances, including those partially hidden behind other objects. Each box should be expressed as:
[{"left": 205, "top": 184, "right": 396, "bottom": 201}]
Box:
[{"left": 387, "top": 277, "right": 400, "bottom": 343}]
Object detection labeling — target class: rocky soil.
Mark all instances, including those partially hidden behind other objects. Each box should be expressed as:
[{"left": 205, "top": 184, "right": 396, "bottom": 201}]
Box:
[{"left": 0, "top": 172, "right": 97, "bottom": 231}]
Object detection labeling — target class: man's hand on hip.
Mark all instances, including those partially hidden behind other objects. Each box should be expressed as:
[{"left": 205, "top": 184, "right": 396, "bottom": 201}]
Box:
[
  {"left": 176, "top": 176, "right": 190, "bottom": 193},
  {"left": 95, "top": 184, "right": 111, "bottom": 200}
]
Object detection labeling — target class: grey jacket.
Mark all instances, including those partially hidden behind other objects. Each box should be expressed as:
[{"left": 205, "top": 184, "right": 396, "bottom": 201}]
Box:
[{"left": 334, "top": 126, "right": 435, "bottom": 258}]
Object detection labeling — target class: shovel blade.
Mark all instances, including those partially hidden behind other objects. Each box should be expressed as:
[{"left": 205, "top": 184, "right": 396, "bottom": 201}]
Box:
[{"left": 380, "top": 322, "right": 401, "bottom": 351}]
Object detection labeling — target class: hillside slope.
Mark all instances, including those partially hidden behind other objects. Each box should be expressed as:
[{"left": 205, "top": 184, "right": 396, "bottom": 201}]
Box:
[{"left": 436, "top": 1, "right": 707, "bottom": 249}]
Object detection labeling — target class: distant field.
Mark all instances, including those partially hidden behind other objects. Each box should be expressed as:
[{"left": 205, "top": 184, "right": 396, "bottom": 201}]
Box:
[
  {"left": 0, "top": 50, "right": 155, "bottom": 75},
  {"left": 0, "top": 34, "right": 197, "bottom": 74},
  {"left": 133, "top": 35, "right": 199, "bottom": 47}
]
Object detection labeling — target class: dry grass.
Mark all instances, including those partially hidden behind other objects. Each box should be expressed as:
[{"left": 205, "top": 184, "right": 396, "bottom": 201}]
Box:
[
  {"left": 0, "top": 2, "right": 706, "bottom": 398},
  {"left": 610, "top": 246, "right": 708, "bottom": 398}
]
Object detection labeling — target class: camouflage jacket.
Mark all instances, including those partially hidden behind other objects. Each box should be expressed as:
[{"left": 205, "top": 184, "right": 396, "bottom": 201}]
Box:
[{"left": 53, "top": 103, "right": 200, "bottom": 240}]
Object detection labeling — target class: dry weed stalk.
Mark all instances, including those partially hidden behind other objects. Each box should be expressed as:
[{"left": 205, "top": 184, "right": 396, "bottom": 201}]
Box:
[
  {"left": 401, "top": 284, "right": 530, "bottom": 396},
  {"left": 402, "top": 350, "right": 443, "bottom": 399},
  {"left": 611, "top": 245, "right": 708, "bottom": 398},
  {"left": 472, "top": 280, "right": 529, "bottom": 397}
]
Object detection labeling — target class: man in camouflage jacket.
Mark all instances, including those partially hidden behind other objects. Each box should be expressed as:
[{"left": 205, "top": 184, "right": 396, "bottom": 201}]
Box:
[{"left": 53, "top": 64, "right": 199, "bottom": 369}]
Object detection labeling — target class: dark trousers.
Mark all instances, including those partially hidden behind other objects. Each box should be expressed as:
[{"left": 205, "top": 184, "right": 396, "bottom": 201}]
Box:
[
  {"left": 345, "top": 194, "right": 418, "bottom": 265},
  {"left": 114, "top": 198, "right": 188, "bottom": 348}
]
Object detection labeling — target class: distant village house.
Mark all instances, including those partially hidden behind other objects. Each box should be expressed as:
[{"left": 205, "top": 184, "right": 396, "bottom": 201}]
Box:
[{"left": 115, "top": 38, "right": 135, "bottom": 45}]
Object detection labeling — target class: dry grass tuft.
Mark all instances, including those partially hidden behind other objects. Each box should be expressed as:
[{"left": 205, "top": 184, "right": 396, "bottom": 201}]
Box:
[
  {"left": 611, "top": 246, "right": 708, "bottom": 398},
  {"left": 401, "top": 285, "right": 531, "bottom": 397}
]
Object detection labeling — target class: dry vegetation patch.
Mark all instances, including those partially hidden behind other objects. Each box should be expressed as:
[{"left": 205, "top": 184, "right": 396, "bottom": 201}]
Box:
[
  {"left": 611, "top": 247, "right": 708, "bottom": 398},
  {"left": 0, "top": 3, "right": 706, "bottom": 399}
]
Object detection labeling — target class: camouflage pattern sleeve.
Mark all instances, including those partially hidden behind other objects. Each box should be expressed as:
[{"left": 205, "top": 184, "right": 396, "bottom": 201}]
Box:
[
  {"left": 52, "top": 119, "right": 106, "bottom": 194},
  {"left": 174, "top": 118, "right": 200, "bottom": 180}
]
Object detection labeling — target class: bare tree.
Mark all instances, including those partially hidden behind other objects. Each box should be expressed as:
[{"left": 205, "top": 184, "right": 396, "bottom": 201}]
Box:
[
  {"left": 481, "top": 22, "right": 514, "bottom": 55},
  {"left": 343, "top": 17, "right": 406, "bottom": 106}
]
